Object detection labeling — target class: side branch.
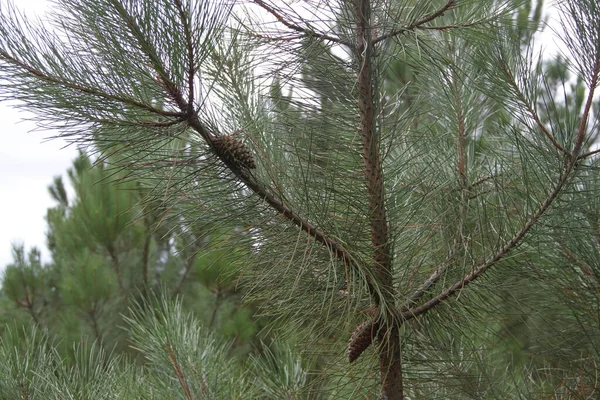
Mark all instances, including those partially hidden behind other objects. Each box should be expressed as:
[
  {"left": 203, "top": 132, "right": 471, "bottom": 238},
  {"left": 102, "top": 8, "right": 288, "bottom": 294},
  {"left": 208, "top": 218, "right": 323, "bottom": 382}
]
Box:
[
  {"left": 400, "top": 52, "right": 600, "bottom": 321},
  {"left": 184, "top": 114, "right": 372, "bottom": 292},
  {"left": 400, "top": 164, "right": 573, "bottom": 321},
  {"left": 252, "top": 0, "right": 351, "bottom": 46},
  {"left": 572, "top": 52, "right": 600, "bottom": 157},
  {"left": 373, "top": 0, "right": 455, "bottom": 44},
  {"left": 173, "top": 0, "right": 196, "bottom": 116},
  {"left": 500, "top": 63, "right": 569, "bottom": 156},
  {"left": 0, "top": 51, "right": 183, "bottom": 118},
  {"left": 166, "top": 342, "right": 194, "bottom": 400},
  {"left": 120, "top": 4, "right": 359, "bottom": 274}
]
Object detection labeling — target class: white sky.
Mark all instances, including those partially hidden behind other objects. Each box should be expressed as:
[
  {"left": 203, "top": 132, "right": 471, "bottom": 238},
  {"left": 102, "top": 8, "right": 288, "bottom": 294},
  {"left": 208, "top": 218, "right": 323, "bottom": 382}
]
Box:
[
  {"left": 0, "top": 1, "right": 566, "bottom": 271},
  {"left": 0, "top": 0, "right": 79, "bottom": 269}
]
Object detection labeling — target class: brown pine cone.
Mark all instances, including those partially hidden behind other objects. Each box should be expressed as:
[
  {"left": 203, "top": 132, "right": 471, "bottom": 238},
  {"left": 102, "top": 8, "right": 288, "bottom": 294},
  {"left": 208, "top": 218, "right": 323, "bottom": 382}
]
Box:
[
  {"left": 212, "top": 134, "right": 256, "bottom": 169},
  {"left": 347, "top": 319, "right": 377, "bottom": 363}
]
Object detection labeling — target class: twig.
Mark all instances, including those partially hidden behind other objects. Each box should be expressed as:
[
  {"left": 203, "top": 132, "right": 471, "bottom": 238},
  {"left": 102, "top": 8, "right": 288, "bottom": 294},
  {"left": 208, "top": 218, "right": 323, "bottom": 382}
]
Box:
[
  {"left": 172, "top": 250, "right": 198, "bottom": 298},
  {"left": 166, "top": 342, "right": 194, "bottom": 400},
  {"left": 87, "top": 306, "right": 103, "bottom": 343},
  {"left": 252, "top": 0, "right": 350, "bottom": 46},
  {"left": 106, "top": 244, "right": 126, "bottom": 296},
  {"left": 415, "top": 21, "right": 481, "bottom": 31},
  {"left": 573, "top": 53, "right": 600, "bottom": 157},
  {"left": 500, "top": 62, "right": 570, "bottom": 156},
  {"left": 403, "top": 248, "right": 457, "bottom": 307},
  {"left": 208, "top": 290, "right": 222, "bottom": 330},
  {"left": 173, "top": 0, "right": 195, "bottom": 116},
  {"left": 0, "top": 50, "right": 183, "bottom": 118},
  {"left": 470, "top": 174, "right": 499, "bottom": 188},
  {"left": 373, "top": 0, "right": 455, "bottom": 44},
  {"left": 578, "top": 147, "right": 600, "bottom": 159}
]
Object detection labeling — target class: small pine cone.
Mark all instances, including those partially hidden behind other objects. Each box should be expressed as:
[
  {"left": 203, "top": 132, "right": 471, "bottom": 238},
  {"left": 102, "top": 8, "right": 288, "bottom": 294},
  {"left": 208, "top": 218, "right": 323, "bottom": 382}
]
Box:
[
  {"left": 347, "top": 320, "right": 377, "bottom": 363},
  {"left": 212, "top": 134, "right": 256, "bottom": 169}
]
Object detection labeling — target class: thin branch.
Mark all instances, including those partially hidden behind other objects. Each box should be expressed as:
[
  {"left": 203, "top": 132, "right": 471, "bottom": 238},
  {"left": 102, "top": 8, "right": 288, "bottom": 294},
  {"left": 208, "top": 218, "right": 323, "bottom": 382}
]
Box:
[
  {"left": 134, "top": 118, "right": 187, "bottom": 127},
  {"left": 561, "top": 246, "right": 600, "bottom": 299},
  {"left": 454, "top": 80, "right": 468, "bottom": 191},
  {"left": 107, "top": 244, "right": 126, "bottom": 296},
  {"left": 573, "top": 53, "right": 600, "bottom": 157},
  {"left": 415, "top": 21, "right": 481, "bottom": 31},
  {"left": 470, "top": 173, "right": 499, "bottom": 188},
  {"left": 252, "top": 0, "right": 351, "bottom": 46},
  {"left": 173, "top": 0, "right": 195, "bottom": 116},
  {"left": 208, "top": 290, "right": 222, "bottom": 330},
  {"left": 401, "top": 46, "right": 600, "bottom": 320},
  {"left": 166, "top": 341, "right": 194, "bottom": 400},
  {"left": 403, "top": 248, "right": 457, "bottom": 307},
  {"left": 578, "top": 147, "right": 600, "bottom": 159},
  {"left": 400, "top": 163, "right": 574, "bottom": 322},
  {"left": 401, "top": 72, "right": 468, "bottom": 311},
  {"left": 110, "top": 0, "right": 189, "bottom": 112},
  {"left": 500, "top": 62, "right": 570, "bottom": 156},
  {"left": 172, "top": 251, "right": 198, "bottom": 298},
  {"left": 141, "top": 232, "right": 151, "bottom": 294},
  {"left": 0, "top": 50, "right": 183, "bottom": 118},
  {"left": 87, "top": 306, "right": 103, "bottom": 343},
  {"left": 372, "top": 0, "right": 455, "bottom": 44}
]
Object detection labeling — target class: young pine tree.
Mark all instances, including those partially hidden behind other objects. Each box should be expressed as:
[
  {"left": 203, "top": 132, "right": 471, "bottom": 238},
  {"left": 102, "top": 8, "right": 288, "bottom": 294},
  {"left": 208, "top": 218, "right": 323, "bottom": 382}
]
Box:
[{"left": 1, "top": 0, "right": 599, "bottom": 398}]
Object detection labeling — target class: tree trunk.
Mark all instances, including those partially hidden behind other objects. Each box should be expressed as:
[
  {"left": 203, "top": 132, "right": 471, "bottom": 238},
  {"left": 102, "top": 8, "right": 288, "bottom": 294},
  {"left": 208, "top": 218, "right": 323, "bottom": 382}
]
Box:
[
  {"left": 354, "top": 0, "right": 403, "bottom": 397},
  {"left": 379, "top": 323, "right": 403, "bottom": 399}
]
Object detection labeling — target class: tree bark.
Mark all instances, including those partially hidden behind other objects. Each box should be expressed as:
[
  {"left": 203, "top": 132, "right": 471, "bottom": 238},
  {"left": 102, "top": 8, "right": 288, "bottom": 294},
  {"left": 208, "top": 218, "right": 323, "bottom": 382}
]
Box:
[{"left": 354, "top": 0, "right": 403, "bottom": 398}]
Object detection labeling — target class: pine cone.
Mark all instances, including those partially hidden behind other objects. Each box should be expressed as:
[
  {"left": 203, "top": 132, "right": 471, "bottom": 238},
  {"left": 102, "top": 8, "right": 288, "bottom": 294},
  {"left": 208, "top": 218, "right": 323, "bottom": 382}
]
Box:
[
  {"left": 212, "top": 134, "right": 256, "bottom": 169},
  {"left": 347, "top": 320, "right": 377, "bottom": 363}
]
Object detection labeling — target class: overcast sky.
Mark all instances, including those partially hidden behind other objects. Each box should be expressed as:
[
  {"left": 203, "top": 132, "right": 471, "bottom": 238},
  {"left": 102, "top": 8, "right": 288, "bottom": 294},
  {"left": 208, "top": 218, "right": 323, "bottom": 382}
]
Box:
[
  {"left": 1, "top": 0, "right": 79, "bottom": 269},
  {"left": 0, "top": 1, "right": 567, "bottom": 271}
]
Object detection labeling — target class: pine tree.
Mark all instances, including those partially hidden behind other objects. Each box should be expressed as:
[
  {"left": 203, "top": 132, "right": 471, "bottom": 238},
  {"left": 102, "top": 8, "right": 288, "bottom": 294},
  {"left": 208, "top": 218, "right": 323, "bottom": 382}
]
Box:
[
  {"left": 1, "top": 153, "right": 260, "bottom": 364},
  {"left": 1, "top": 0, "right": 599, "bottom": 398}
]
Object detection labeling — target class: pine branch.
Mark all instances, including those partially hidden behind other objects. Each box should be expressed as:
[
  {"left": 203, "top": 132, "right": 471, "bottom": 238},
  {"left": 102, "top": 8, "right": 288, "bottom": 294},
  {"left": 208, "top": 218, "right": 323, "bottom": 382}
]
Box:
[
  {"left": 572, "top": 52, "right": 600, "bottom": 157},
  {"left": 400, "top": 163, "right": 573, "bottom": 321},
  {"left": 0, "top": 50, "right": 182, "bottom": 118},
  {"left": 499, "top": 62, "right": 570, "bottom": 156},
  {"left": 112, "top": 3, "right": 377, "bottom": 296},
  {"left": 372, "top": 0, "right": 455, "bottom": 44},
  {"left": 166, "top": 341, "right": 194, "bottom": 400},
  {"left": 109, "top": 0, "right": 189, "bottom": 114},
  {"left": 107, "top": 243, "right": 126, "bottom": 296},
  {"left": 173, "top": 251, "right": 199, "bottom": 298},
  {"left": 174, "top": 0, "right": 196, "bottom": 116},
  {"left": 186, "top": 109, "right": 370, "bottom": 288},
  {"left": 400, "top": 46, "right": 600, "bottom": 323},
  {"left": 252, "top": 0, "right": 351, "bottom": 47},
  {"left": 578, "top": 147, "right": 600, "bottom": 159},
  {"left": 403, "top": 248, "right": 457, "bottom": 307}
]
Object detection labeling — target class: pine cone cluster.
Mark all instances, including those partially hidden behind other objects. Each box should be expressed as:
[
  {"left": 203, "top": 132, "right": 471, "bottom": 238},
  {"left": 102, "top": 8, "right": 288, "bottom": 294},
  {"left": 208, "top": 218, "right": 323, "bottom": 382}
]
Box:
[
  {"left": 347, "top": 319, "right": 377, "bottom": 363},
  {"left": 212, "top": 134, "right": 256, "bottom": 170}
]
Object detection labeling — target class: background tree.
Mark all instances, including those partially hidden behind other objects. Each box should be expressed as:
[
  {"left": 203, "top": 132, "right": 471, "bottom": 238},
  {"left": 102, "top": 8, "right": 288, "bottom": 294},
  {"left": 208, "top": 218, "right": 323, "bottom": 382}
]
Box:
[
  {"left": 1, "top": 152, "right": 260, "bottom": 362},
  {"left": 0, "top": 0, "right": 599, "bottom": 399}
]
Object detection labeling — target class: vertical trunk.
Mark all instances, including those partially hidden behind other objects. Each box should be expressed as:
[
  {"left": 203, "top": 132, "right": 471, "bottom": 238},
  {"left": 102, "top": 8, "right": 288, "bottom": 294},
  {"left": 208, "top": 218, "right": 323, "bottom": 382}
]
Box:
[
  {"left": 353, "top": 0, "right": 403, "bottom": 398},
  {"left": 378, "top": 323, "right": 403, "bottom": 399}
]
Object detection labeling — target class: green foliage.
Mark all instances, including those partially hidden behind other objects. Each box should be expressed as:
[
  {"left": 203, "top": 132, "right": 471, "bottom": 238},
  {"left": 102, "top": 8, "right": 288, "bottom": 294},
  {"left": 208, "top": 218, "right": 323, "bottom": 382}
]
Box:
[
  {"left": 1, "top": 0, "right": 600, "bottom": 398},
  {"left": 1, "top": 152, "right": 262, "bottom": 370},
  {"left": 0, "top": 297, "right": 258, "bottom": 400}
]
